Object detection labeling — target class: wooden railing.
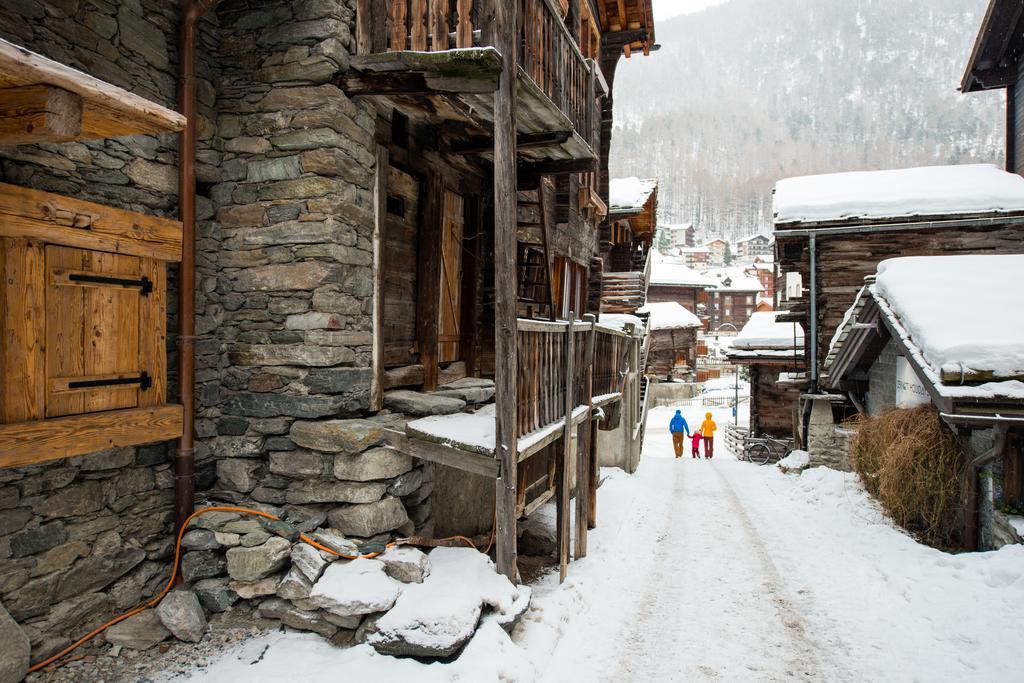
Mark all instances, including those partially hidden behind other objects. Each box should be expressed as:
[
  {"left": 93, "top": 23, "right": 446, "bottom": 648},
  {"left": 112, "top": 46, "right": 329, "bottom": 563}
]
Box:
[
  {"left": 358, "top": 0, "right": 597, "bottom": 143},
  {"left": 516, "top": 316, "right": 635, "bottom": 438}
]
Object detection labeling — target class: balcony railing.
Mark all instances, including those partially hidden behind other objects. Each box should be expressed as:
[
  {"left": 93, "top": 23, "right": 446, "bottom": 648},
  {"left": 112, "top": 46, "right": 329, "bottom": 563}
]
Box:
[{"left": 358, "top": 0, "right": 597, "bottom": 147}]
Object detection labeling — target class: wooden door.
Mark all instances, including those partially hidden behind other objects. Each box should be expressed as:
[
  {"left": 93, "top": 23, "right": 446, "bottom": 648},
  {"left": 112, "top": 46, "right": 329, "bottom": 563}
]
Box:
[
  {"left": 438, "top": 190, "right": 465, "bottom": 364},
  {"left": 383, "top": 166, "right": 420, "bottom": 367}
]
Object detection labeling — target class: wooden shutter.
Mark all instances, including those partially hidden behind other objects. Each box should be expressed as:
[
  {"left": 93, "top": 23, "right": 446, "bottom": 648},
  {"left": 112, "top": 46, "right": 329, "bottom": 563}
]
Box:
[
  {"left": 438, "top": 190, "right": 464, "bottom": 363},
  {"left": 45, "top": 246, "right": 160, "bottom": 417}
]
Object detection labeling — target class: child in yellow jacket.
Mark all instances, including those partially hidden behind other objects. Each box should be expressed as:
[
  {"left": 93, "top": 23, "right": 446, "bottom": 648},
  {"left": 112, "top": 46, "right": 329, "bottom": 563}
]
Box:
[{"left": 699, "top": 412, "right": 717, "bottom": 459}]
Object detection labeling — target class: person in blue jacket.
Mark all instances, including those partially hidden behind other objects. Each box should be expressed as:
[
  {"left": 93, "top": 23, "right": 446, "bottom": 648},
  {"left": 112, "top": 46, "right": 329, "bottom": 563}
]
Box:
[{"left": 669, "top": 409, "right": 690, "bottom": 458}]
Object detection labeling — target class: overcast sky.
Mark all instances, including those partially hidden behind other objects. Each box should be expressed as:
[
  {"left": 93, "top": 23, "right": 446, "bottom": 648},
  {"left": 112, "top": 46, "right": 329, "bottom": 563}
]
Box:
[{"left": 653, "top": 0, "right": 729, "bottom": 22}]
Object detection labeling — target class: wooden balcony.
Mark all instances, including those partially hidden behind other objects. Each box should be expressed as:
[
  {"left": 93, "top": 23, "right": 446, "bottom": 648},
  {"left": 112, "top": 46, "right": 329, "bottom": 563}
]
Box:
[{"left": 346, "top": 0, "right": 602, "bottom": 171}]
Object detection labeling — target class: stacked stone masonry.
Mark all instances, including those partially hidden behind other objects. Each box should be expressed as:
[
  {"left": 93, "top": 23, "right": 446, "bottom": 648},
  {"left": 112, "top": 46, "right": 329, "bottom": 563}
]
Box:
[{"left": 0, "top": 0, "right": 455, "bottom": 673}]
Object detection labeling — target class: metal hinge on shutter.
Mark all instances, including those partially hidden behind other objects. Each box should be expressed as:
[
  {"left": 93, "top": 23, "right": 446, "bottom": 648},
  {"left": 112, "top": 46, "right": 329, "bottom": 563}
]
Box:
[
  {"left": 66, "top": 273, "right": 153, "bottom": 295},
  {"left": 67, "top": 372, "right": 152, "bottom": 391}
]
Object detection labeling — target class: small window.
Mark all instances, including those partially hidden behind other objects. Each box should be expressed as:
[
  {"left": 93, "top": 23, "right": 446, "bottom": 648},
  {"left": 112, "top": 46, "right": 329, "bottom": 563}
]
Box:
[{"left": 386, "top": 195, "right": 406, "bottom": 217}]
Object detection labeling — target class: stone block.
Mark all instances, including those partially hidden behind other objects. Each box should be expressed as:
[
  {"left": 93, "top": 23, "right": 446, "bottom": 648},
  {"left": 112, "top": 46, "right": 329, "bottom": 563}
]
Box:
[
  {"left": 384, "top": 391, "right": 466, "bottom": 417},
  {"left": 105, "top": 609, "right": 170, "bottom": 650},
  {"left": 216, "top": 459, "right": 262, "bottom": 493},
  {"left": 229, "top": 344, "right": 353, "bottom": 367},
  {"left": 233, "top": 261, "right": 342, "bottom": 293},
  {"left": 156, "top": 590, "right": 207, "bottom": 643},
  {"left": 0, "top": 600, "right": 28, "bottom": 683},
  {"left": 327, "top": 497, "right": 409, "bottom": 538},
  {"left": 290, "top": 419, "right": 383, "bottom": 454},
  {"left": 269, "top": 450, "right": 326, "bottom": 478},
  {"left": 333, "top": 448, "right": 413, "bottom": 483},
  {"left": 226, "top": 537, "right": 291, "bottom": 581},
  {"left": 285, "top": 480, "right": 387, "bottom": 505}
]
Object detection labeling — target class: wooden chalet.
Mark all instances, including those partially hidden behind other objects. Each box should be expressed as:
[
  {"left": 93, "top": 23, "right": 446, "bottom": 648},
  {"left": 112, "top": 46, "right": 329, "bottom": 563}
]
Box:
[
  {"left": 703, "top": 266, "right": 762, "bottom": 332},
  {"left": 962, "top": 0, "right": 1024, "bottom": 174},
  {"left": 637, "top": 301, "right": 702, "bottom": 382},
  {"left": 347, "top": 0, "right": 658, "bottom": 580},
  {"left": 826, "top": 256, "right": 1024, "bottom": 550},
  {"left": 599, "top": 176, "right": 658, "bottom": 314},
  {"left": 645, "top": 251, "right": 715, "bottom": 324},
  {"left": 0, "top": 0, "right": 658, "bottom": 668},
  {"left": 727, "top": 312, "right": 804, "bottom": 439},
  {"left": 773, "top": 165, "right": 1024, "bottom": 401}
]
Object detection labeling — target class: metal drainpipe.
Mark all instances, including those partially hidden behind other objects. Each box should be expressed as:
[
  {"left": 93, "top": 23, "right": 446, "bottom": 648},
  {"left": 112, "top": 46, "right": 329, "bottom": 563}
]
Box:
[
  {"left": 963, "top": 423, "right": 1008, "bottom": 551},
  {"left": 175, "top": 0, "right": 218, "bottom": 532}
]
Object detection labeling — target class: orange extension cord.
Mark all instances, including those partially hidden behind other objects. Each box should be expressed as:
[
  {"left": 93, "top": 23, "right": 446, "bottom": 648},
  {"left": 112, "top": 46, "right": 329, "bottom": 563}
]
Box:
[{"left": 28, "top": 505, "right": 480, "bottom": 674}]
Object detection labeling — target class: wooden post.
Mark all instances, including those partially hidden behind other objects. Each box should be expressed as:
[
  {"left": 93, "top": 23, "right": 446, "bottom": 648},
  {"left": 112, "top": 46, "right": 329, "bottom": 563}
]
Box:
[
  {"left": 417, "top": 173, "right": 443, "bottom": 392},
  {"left": 622, "top": 322, "right": 635, "bottom": 472},
  {"left": 558, "top": 312, "right": 575, "bottom": 582},
  {"left": 588, "top": 412, "right": 599, "bottom": 529},
  {"left": 538, "top": 179, "right": 557, "bottom": 321},
  {"left": 628, "top": 330, "right": 641, "bottom": 472},
  {"left": 459, "top": 196, "right": 483, "bottom": 376},
  {"left": 370, "top": 147, "right": 388, "bottom": 411},
  {"left": 575, "top": 313, "right": 596, "bottom": 559},
  {"left": 493, "top": 0, "right": 519, "bottom": 582}
]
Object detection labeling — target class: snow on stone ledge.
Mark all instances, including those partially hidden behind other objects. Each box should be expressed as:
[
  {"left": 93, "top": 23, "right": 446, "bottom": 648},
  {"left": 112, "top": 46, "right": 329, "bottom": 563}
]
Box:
[
  {"left": 609, "top": 177, "right": 657, "bottom": 212},
  {"left": 875, "top": 255, "right": 1024, "bottom": 379},
  {"left": 733, "top": 312, "right": 804, "bottom": 351},
  {"left": 597, "top": 313, "right": 645, "bottom": 334},
  {"left": 773, "top": 164, "right": 1024, "bottom": 225},
  {"left": 637, "top": 301, "right": 702, "bottom": 331}
]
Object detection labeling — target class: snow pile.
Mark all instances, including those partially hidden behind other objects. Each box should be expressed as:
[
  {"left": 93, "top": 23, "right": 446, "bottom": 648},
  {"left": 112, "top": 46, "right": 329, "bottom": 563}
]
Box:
[
  {"left": 637, "top": 301, "right": 702, "bottom": 330},
  {"left": 875, "top": 255, "right": 1024, "bottom": 378},
  {"left": 370, "top": 547, "right": 523, "bottom": 657},
  {"left": 596, "top": 313, "right": 644, "bottom": 334},
  {"left": 608, "top": 177, "right": 657, "bottom": 212},
  {"left": 308, "top": 558, "right": 401, "bottom": 616},
  {"left": 774, "top": 163, "right": 1024, "bottom": 224},
  {"left": 777, "top": 449, "right": 810, "bottom": 472},
  {"left": 733, "top": 311, "right": 804, "bottom": 350}
]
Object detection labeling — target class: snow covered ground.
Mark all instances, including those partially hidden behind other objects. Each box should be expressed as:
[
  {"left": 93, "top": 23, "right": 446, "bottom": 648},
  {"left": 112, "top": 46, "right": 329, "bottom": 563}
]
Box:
[{"left": 168, "top": 401, "right": 1024, "bottom": 682}]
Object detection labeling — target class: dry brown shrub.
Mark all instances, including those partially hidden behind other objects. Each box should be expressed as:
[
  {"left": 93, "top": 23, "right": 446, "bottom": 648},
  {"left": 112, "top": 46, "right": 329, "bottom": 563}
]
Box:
[{"left": 850, "top": 406, "right": 968, "bottom": 549}]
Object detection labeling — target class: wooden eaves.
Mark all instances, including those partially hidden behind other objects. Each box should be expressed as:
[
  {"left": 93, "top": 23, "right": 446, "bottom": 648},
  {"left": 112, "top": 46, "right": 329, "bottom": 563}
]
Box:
[{"left": 0, "top": 37, "right": 186, "bottom": 144}]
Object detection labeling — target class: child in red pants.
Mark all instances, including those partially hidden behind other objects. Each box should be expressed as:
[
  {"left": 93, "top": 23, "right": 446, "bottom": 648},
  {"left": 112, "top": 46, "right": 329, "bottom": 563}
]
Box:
[{"left": 690, "top": 431, "right": 702, "bottom": 458}]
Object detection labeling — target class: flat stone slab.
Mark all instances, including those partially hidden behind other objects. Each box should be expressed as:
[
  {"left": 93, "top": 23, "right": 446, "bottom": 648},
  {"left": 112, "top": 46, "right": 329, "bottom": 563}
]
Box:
[
  {"left": 368, "top": 547, "right": 520, "bottom": 658},
  {"left": 308, "top": 558, "right": 401, "bottom": 617},
  {"left": 384, "top": 390, "right": 466, "bottom": 417}
]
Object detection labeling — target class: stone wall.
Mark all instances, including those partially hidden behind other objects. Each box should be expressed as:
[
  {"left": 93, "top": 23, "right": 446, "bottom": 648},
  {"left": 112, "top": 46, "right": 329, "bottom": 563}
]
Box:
[
  {"left": 198, "top": 0, "right": 433, "bottom": 544},
  {"left": 0, "top": 0, "right": 220, "bottom": 662},
  {"left": 866, "top": 338, "right": 899, "bottom": 415},
  {"left": 805, "top": 397, "right": 853, "bottom": 471}
]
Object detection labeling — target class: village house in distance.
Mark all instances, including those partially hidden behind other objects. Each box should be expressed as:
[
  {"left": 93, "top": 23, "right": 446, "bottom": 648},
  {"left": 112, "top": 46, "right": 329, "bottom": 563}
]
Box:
[{"left": 0, "top": 0, "right": 660, "bottom": 678}]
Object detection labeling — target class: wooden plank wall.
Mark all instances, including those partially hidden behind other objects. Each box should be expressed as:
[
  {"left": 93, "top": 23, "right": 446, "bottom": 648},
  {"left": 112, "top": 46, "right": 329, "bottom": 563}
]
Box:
[
  {"left": 750, "top": 365, "right": 803, "bottom": 438},
  {"left": 777, "top": 223, "right": 1024, "bottom": 376}
]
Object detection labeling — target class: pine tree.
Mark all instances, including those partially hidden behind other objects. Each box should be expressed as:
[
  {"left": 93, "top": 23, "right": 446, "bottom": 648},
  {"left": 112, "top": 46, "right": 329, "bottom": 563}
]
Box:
[{"left": 724, "top": 242, "right": 734, "bottom": 265}]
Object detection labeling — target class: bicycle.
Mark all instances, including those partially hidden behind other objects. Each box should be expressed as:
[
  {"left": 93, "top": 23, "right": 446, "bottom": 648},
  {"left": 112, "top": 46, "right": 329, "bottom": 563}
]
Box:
[{"left": 741, "top": 434, "right": 794, "bottom": 465}]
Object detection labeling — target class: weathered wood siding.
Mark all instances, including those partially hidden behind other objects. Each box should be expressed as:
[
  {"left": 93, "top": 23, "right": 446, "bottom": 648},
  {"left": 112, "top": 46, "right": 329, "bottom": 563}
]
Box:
[
  {"left": 776, "top": 223, "right": 1024, "bottom": 376},
  {"left": 646, "top": 327, "right": 697, "bottom": 379},
  {"left": 647, "top": 284, "right": 703, "bottom": 314},
  {"left": 750, "top": 365, "right": 802, "bottom": 438}
]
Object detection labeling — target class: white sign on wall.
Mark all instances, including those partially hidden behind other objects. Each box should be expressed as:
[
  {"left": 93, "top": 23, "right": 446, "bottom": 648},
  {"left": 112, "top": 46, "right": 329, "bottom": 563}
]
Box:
[{"left": 895, "top": 356, "right": 930, "bottom": 409}]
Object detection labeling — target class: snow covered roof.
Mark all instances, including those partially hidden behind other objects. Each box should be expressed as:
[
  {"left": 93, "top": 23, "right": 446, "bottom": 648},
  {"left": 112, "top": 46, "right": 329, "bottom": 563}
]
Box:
[
  {"left": 649, "top": 253, "right": 717, "bottom": 287},
  {"left": 637, "top": 302, "right": 702, "bottom": 330},
  {"left": 736, "top": 233, "right": 773, "bottom": 244},
  {"left": 773, "top": 164, "right": 1024, "bottom": 225},
  {"left": 608, "top": 177, "right": 657, "bottom": 213},
  {"left": 597, "top": 313, "right": 645, "bottom": 334},
  {"left": 733, "top": 312, "right": 804, "bottom": 351},
  {"left": 873, "top": 255, "right": 1024, "bottom": 390},
  {"left": 703, "top": 266, "right": 764, "bottom": 292},
  {"left": 677, "top": 246, "right": 711, "bottom": 254}
]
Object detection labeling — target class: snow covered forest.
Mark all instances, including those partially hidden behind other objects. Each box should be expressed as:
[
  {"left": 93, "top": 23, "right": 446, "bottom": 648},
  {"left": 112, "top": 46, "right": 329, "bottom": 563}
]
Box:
[{"left": 610, "top": 0, "right": 1006, "bottom": 240}]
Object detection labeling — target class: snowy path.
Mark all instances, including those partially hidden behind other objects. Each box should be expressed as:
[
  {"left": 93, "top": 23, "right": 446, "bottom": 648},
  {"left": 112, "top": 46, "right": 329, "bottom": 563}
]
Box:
[
  {"left": 523, "top": 404, "right": 1024, "bottom": 683},
  {"left": 536, "top": 406, "right": 827, "bottom": 682}
]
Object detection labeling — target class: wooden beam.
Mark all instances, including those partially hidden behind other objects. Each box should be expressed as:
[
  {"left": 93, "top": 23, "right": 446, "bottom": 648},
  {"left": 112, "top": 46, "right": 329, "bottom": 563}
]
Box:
[
  {"left": 371, "top": 147, "right": 388, "bottom": 411},
  {"left": 417, "top": 173, "right": 443, "bottom": 392},
  {"left": 0, "top": 85, "right": 82, "bottom": 144},
  {"left": 575, "top": 314, "right": 596, "bottom": 559},
  {"left": 451, "top": 131, "right": 571, "bottom": 155},
  {"left": 383, "top": 430, "right": 500, "bottom": 479},
  {"left": 338, "top": 51, "right": 503, "bottom": 97},
  {"left": 459, "top": 195, "right": 483, "bottom": 375},
  {"left": 0, "top": 182, "right": 183, "bottom": 262},
  {"left": 0, "top": 38, "right": 184, "bottom": 138},
  {"left": 539, "top": 179, "right": 558, "bottom": 321},
  {"left": 558, "top": 311, "right": 576, "bottom": 582},
  {"left": 494, "top": 0, "right": 520, "bottom": 582},
  {"left": 0, "top": 405, "right": 184, "bottom": 469},
  {"left": 518, "top": 157, "right": 598, "bottom": 178}
]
